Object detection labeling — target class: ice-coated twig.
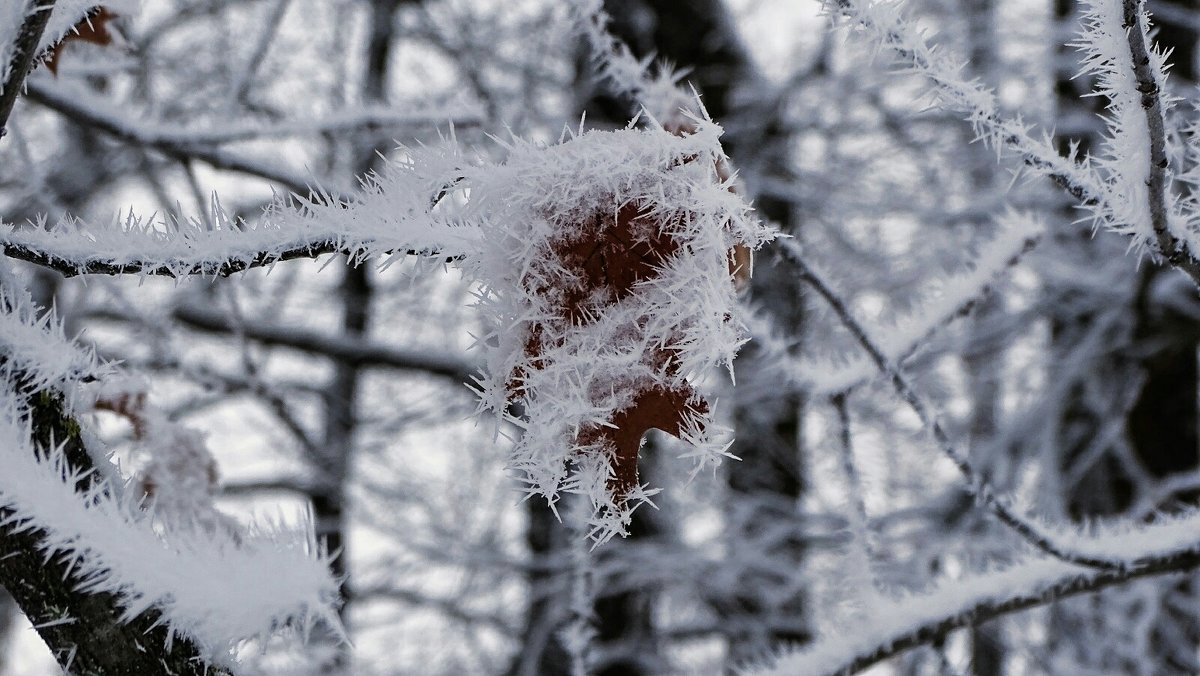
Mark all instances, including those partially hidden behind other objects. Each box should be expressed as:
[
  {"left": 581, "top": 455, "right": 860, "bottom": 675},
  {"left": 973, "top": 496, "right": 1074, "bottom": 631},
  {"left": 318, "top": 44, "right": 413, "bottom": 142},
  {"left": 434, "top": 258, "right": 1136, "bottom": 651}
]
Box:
[
  {"left": 745, "top": 515, "right": 1200, "bottom": 675},
  {"left": 0, "top": 0, "right": 56, "bottom": 138},
  {"left": 828, "top": 0, "right": 1200, "bottom": 286},
  {"left": 782, "top": 239, "right": 1126, "bottom": 570},
  {"left": 782, "top": 210, "right": 1041, "bottom": 394}
]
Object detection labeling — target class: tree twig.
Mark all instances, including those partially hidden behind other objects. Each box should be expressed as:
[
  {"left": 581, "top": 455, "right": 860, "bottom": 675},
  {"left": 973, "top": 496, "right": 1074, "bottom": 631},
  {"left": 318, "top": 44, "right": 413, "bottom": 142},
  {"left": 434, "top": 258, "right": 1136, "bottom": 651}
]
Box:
[
  {"left": 782, "top": 240, "right": 1124, "bottom": 570},
  {"left": 24, "top": 80, "right": 327, "bottom": 196},
  {"left": 170, "top": 303, "right": 478, "bottom": 382},
  {"left": 824, "top": 551, "right": 1200, "bottom": 675}
]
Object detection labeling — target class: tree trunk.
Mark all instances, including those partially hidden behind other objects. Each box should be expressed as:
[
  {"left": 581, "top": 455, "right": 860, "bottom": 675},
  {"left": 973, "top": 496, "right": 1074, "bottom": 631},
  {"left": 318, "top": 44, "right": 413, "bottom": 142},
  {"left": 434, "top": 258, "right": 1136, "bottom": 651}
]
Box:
[
  {"left": 594, "top": 1, "right": 811, "bottom": 668},
  {"left": 312, "top": 0, "right": 403, "bottom": 668}
]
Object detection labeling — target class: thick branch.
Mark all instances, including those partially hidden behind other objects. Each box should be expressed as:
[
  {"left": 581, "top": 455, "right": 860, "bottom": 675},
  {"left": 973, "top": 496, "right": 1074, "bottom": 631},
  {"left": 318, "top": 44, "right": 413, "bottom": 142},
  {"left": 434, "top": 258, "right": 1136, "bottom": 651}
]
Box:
[
  {"left": 1122, "top": 0, "right": 1200, "bottom": 280},
  {"left": 828, "top": 552, "right": 1200, "bottom": 675},
  {"left": 0, "top": 380, "right": 227, "bottom": 674},
  {"left": 0, "top": 0, "right": 56, "bottom": 138}
]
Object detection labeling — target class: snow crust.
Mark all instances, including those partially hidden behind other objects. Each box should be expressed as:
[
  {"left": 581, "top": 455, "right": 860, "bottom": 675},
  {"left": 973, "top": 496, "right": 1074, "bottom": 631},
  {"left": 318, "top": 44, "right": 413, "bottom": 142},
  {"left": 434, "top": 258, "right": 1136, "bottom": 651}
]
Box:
[{"left": 781, "top": 211, "right": 1042, "bottom": 394}]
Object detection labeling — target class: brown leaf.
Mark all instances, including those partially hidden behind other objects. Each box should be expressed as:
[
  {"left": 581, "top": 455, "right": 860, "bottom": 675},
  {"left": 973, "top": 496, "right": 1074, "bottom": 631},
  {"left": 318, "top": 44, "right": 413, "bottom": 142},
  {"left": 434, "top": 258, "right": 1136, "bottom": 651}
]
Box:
[{"left": 43, "top": 7, "right": 118, "bottom": 76}]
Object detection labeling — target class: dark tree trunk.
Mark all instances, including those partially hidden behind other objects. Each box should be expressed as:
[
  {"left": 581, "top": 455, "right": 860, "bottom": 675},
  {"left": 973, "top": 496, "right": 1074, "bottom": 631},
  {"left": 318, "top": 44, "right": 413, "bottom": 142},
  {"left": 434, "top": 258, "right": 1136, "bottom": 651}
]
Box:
[
  {"left": 595, "top": 1, "right": 810, "bottom": 669},
  {"left": 312, "top": 0, "right": 403, "bottom": 668}
]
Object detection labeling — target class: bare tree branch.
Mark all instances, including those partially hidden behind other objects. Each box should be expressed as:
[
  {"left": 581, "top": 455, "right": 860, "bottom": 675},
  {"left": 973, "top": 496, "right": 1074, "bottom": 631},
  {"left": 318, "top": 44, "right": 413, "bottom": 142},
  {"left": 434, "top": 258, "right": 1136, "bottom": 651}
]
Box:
[
  {"left": 24, "top": 80, "right": 328, "bottom": 196},
  {"left": 171, "top": 303, "right": 478, "bottom": 382},
  {"left": 827, "top": 552, "right": 1200, "bottom": 675}
]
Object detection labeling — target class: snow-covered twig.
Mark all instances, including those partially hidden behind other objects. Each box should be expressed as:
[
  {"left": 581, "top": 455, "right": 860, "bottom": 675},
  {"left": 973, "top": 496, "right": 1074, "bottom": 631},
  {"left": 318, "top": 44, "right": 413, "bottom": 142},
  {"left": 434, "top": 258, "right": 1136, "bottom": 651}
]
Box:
[
  {"left": 746, "top": 515, "right": 1200, "bottom": 675},
  {"left": 828, "top": 0, "right": 1200, "bottom": 285},
  {"left": 783, "top": 239, "right": 1126, "bottom": 570},
  {"left": 783, "top": 210, "right": 1041, "bottom": 394}
]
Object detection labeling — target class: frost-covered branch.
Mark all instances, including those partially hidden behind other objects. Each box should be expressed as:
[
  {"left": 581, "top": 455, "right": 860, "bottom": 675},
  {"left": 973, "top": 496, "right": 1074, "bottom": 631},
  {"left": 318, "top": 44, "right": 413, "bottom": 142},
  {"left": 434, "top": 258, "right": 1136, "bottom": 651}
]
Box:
[
  {"left": 0, "top": 290, "right": 342, "bottom": 671},
  {"left": 172, "top": 303, "right": 478, "bottom": 381},
  {"left": 784, "top": 239, "right": 1129, "bottom": 570},
  {"left": 0, "top": 0, "right": 56, "bottom": 138},
  {"left": 0, "top": 176, "right": 473, "bottom": 278},
  {"left": 1119, "top": 0, "right": 1183, "bottom": 267},
  {"left": 747, "top": 517, "right": 1200, "bottom": 675},
  {"left": 571, "top": 0, "right": 694, "bottom": 120},
  {"left": 829, "top": 0, "right": 1200, "bottom": 285},
  {"left": 2, "top": 230, "right": 353, "bottom": 277},
  {"left": 0, "top": 381, "right": 233, "bottom": 675}
]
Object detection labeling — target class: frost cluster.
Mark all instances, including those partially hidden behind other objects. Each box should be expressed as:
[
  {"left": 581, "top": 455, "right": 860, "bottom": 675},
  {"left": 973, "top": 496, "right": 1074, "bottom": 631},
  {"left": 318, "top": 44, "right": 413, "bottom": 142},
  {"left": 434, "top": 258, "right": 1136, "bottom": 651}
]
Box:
[{"left": 466, "top": 120, "right": 772, "bottom": 540}]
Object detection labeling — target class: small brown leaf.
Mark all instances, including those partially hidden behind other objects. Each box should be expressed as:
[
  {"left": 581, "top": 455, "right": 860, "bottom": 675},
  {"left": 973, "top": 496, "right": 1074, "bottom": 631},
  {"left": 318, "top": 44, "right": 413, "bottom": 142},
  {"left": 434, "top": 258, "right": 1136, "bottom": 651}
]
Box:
[{"left": 43, "top": 7, "right": 118, "bottom": 76}]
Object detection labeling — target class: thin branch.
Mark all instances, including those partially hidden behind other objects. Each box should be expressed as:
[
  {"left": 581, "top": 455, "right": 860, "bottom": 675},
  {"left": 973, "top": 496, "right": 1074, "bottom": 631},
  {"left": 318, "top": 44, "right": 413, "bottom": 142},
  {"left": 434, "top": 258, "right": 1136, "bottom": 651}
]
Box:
[
  {"left": 783, "top": 240, "right": 1123, "bottom": 570},
  {"left": 831, "top": 394, "right": 876, "bottom": 586},
  {"left": 171, "top": 303, "right": 477, "bottom": 382},
  {"left": 23, "top": 80, "right": 327, "bottom": 196},
  {"left": 1, "top": 235, "right": 350, "bottom": 277},
  {"left": 0, "top": 0, "right": 56, "bottom": 139},
  {"left": 228, "top": 0, "right": 292, "bottom": 106}
]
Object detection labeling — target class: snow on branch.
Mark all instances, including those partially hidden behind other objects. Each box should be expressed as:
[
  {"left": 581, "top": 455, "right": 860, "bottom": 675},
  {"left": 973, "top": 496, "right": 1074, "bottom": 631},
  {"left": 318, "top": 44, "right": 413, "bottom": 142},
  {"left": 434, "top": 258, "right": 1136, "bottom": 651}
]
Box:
[
  {"left": 1073, "top": 0, "right": 1199, "bottom": 269},
  {"left": 0, "top": 164, "right": 475, "bottom": 278},
  {"left": 0, "top": 289, "right": 342, "bottom": 665},
  {"left": 783, "top": 210, "right": 1042, "bottom": 395},
  {"left": 783, "top": 239, "right": 1142, "bottom": 571},
  {"left": 571, "top": 0, "right": 695, "bottom": 121},
  {"left": 828, "top": 0, "right": 1200, "bottom": 285},
  {"left": 0, "top": 386, "right": 342, "bottom": 659},
  {"left": 745, "top": 511, "right": 1200, "bottom": 675}
]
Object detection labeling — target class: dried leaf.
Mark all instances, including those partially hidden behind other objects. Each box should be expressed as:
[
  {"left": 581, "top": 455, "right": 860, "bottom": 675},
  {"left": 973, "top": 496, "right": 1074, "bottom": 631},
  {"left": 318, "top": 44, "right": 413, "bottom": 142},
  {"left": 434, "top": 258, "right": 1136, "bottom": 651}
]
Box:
[{"left": 42, "top": 7, "right": 119, "bottom": 76}]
